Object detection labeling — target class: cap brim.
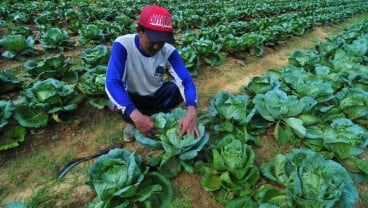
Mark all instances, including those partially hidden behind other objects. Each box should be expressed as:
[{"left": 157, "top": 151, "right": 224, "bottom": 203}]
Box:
[{"left": 145, "top": 28, "right": 175, "bottom": 43}]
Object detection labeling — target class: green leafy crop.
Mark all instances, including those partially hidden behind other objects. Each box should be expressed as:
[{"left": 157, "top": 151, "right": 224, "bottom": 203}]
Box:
[
  {"left": 0, "top": 100, "right": 26, "bottom": 151},
  {"left": 199, "top": 135, "right": 259, "bottom": 197},
  {"left": 14, "top": 78, "right": 82, "bottom": 128},
  {"left": 208, "top": 91, "right": 262, "bottom": 145},
  {"left": 23, "top": 53, "right": 74, "bottom": 80},
  {"left": 0, "top": 70, "right": 22, "bottom": 94},
  {"left": 76, "top": 65, "right": 108, "bottom": 109},
  {"left": 304, "top": 118, "right": 368, "bottom": 174},
  {"left": 260, "top": 148, "right": 359, "bottom": 208},
  {"left": 0, "top": 100, "right": 14, "bottom": 129},
  {"left": 0, "top": 34, "right": 35, "bottom": 59},
  {"left": 88, "top": 148, "right": 173, "bottom": 208},
  {"left": 253, "top": 88, "right": 317, "bottom": 145},
  {"left": 82, "top": 45, "right": 110, "bottom": 67},
  {"left": 135, "top": 108, "right": 209, "bottom": 178},
  {"left": 40, "top": 27, "right": 75, "bottom": 51}
]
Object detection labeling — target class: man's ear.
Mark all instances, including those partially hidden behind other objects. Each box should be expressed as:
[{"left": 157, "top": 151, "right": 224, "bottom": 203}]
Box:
[{"left": 137, "top": 25, "right": 144, "bottom": 33}]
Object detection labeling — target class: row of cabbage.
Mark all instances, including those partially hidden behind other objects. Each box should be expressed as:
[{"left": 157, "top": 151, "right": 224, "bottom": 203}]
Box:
[
  {"left": 1, "top": 0, "right": 367, "bottom": 67},
  {"left": 1, "top": 0, "right": 364, "bottom": 31},
  {"left": 79, "top": 18, "right": 368, "bottom": 207},
  {"left": 1, "top": 1, "right": 368, "bottom": 150},
  {"left": 0, "top": 0, "right": 366, "bottom": 70}
]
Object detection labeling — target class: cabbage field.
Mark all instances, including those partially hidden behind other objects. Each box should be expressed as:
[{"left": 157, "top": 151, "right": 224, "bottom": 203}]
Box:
[{"left": 1, "top": 0, "right": 368, "bottom": 207}]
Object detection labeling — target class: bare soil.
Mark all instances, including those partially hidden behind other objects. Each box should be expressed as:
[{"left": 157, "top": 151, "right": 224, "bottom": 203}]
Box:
[{"left": 0, "top": 19, "right": 367, "bottom": 207}]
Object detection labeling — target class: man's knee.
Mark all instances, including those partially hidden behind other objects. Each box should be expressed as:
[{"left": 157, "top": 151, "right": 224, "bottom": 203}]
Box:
[{"left": 156, "top": 82, "right": 183, "bottom": 109}]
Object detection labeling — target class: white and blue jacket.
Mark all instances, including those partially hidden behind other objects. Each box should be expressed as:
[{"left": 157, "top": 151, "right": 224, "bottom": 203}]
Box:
[{"left": 105, "top": 34, "right": 197, "bottom": 116}]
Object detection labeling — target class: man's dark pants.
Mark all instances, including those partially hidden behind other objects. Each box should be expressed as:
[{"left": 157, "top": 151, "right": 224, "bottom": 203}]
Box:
[{"left": 121, "top": 81, "right": 183, "bottom": 123}]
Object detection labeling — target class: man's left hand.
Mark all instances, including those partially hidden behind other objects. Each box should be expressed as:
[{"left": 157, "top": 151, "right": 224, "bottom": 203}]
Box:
[{"left": 179, "top": 106, "right": 200, "bottom": 138}]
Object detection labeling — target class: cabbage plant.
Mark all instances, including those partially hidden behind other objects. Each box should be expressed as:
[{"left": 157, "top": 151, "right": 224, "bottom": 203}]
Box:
[
  {"left": 11, "top": 25, "right": 32, "bottom": 37},
  {"left": 0, "top": 70, "right": 22, "bottom": 95},
  {"left": 336, "top": 87, "right": 368, "bottom": 125},
  {"left": 23, "top": 53, "right": 77, "bottom": 82},
  {"left": 253, "top": 88, "right": 317, "bottom": 145},
  {"left": 199, "top": 135, "right": 259, "bottom": 197},
  {"left": 192, "top": 38, "right": 225, "bottom": 67},
  {"left": 304, "top": 118, "right": 368, "bottom": 174},
  {"left": 0, "top": 125, "right": 26, "bottom": 151},
  {"left": 0, "top": 34, "right": 35, "bottom": 59},
  {"left": 288, "top": 50, "right": 320, "bottom": 71},
  {"left": 34, "top": 11, "right": 59, "bottom": 26},
  {"left": 4, "top": 202, "right": 27, "bottom": 208},
  {"left": 241, "top": 73, "right": 281, "bottom": 97},
  {"left": 23, "top": 53, "right": 71, "bottom": 79},
  {"left": 240, "top": 32, "right": 265, "bottom": 56},
  {"left": 208, "top": 91, "right": 263, "bottom": 146},
  {"left": 281, "top": 66, "right": 335, "bottom": 103},
  {"left": 76, "top": 65, "right": 107, "bottom": 109},
  {"left": 78, "top": 24, "right": 104, "bottom": 45},
  {"left": 178, "top": 46, "right": 200, "bottom": 76},
  {"left": 0, "top": 100, "right": 14, "bottom": 129},
  {"left": 14, "top": 78, "right": 84, "bottom": 127},
  {"left": 135, "top": 107, "right": 209, "bottom": 178},
  {"left": 40, "top": 27, "right": 75, "bottom": 51},
  {"left": 0, "top": 100, "right": 26, "bottom": 151},
  {"left": 220, "top": 34, "right": 242, "bottom": 53},
  {"left": 88, "top": 148, "right": 173, "bottom": 208},
  {"left": 81, "top": 45, "right": 110, "bottom": 67},
  {"left": 260, "top": 148, "right": 359, "bottom": 208}
]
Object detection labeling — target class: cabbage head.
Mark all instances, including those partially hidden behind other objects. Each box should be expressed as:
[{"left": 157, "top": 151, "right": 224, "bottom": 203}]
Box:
[
  {"left": 0, "top": 70, "right": 22, "bottom": 94},
  {"left": 0, "top": 34, "right": 35, "bottom": 59},
  {"left": 200, "top": 135, "right": 260, "bottom": 196},
  {"left": 40, "top": 27, "right": 75, "bottom": 51},
  {"left": 260, "top": 148, "right": 359, "bottom": 208},
  {"left": 135, "top": 107, "right": 209, "bottom": 178},
  {"left": 88, "top": 148, "right": 173, "bottom": 208},
  {"left": 82, "top": 45, "right": 110, "bottom": 67},
  {"left": 0, "top": 100, "right": 26, "bottom": 151},
  {"left": 14, "top": 78, "right": 80, "bottom": 128},
  {"left": 208, "top": 91, "right": 261, "bottom": 145},
  {"left": 0, "top": 100, "right": 15, "bottom": 129}
]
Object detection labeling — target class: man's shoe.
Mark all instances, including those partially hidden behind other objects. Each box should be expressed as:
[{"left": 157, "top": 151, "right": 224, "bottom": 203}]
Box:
[
  {"left": 108, "top": 101, "right": 116, "bottom": 112},
  {"left": 123, "top": 123, "right": 136, "bottom": 142}
]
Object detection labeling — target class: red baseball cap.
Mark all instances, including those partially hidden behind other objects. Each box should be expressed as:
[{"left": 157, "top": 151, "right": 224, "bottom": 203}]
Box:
[{"left": 138, "top": 5, "right": 175, "bottom": 43}]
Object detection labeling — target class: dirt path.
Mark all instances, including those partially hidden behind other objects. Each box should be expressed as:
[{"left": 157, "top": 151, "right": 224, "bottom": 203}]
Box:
[{"left": 196, "top": 27, "right": 330, "bottom": 95}]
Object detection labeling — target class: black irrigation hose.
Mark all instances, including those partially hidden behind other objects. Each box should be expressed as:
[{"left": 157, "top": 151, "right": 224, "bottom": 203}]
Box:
[{"left": 58, "top": 143, "right": 123, "bottom": 179}]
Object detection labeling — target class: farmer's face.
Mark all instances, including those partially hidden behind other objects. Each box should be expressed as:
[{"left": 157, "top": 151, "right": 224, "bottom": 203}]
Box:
[{"left": 138, "top": 30, "right": 165, "bottom": 56}]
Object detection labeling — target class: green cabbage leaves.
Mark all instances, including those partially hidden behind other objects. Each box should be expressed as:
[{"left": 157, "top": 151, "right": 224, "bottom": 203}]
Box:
[
  {"left": 88, "top": 148, "right": 173, "bottom": 208},
  {"left": 135, "top": 107, "right": 209, "bottom": 178},
  {"left": 260, "top": 149, "right": 359, "bottom": 208}
]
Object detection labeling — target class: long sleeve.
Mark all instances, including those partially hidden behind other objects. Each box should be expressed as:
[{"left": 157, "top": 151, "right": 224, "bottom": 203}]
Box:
[
  {"left": 168, "top": 50, "right": 197, "bottom": 107},
  {"left": 105, "top": 42, "right": 137, "bottom": 116}
]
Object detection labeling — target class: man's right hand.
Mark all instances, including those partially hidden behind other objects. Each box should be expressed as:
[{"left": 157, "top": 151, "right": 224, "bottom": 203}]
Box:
[{"left": 130, "top": 110, "right": 155, "bottom": 136}]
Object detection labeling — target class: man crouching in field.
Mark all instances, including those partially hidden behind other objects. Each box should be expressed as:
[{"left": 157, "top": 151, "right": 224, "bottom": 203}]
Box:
[{"left": 105, "top": 4, "right": 200, "bottom": 141}]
